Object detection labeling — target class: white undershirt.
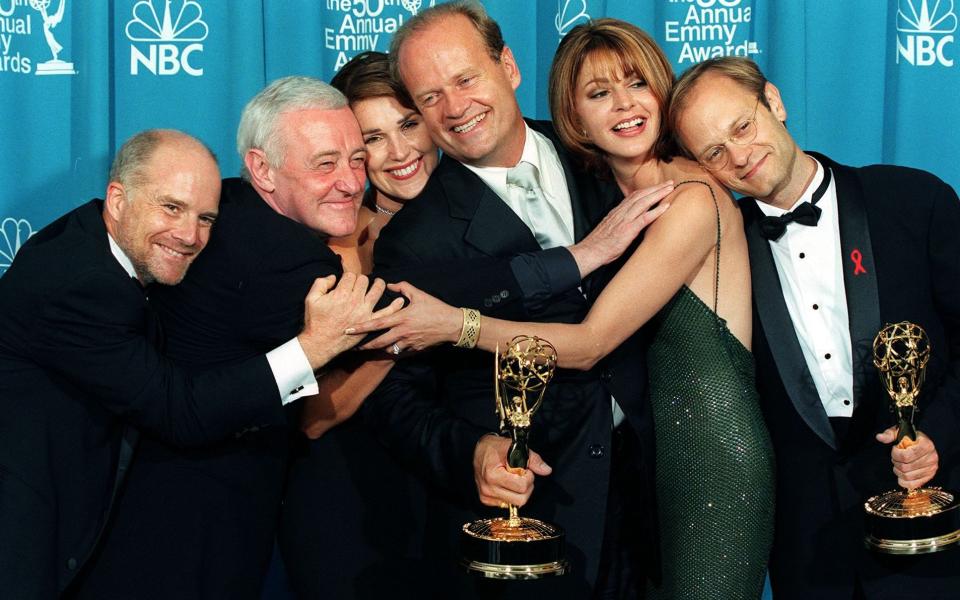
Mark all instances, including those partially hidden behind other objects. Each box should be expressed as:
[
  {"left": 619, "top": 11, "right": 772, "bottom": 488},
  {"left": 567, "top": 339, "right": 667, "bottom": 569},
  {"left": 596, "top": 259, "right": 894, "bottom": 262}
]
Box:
[{"left": 757, "top": 158, "right": 854, "bottom": 417}]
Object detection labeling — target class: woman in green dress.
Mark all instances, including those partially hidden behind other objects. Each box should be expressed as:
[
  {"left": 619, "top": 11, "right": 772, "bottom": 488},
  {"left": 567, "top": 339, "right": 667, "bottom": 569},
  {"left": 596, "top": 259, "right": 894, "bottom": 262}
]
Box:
[{"left": 355, "top": 19, "right": 774, "bottom": 599}]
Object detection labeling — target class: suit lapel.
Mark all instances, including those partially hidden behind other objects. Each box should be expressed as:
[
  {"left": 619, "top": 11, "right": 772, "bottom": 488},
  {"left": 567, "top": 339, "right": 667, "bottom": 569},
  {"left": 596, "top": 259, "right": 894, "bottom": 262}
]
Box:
[
  {"left": 743, "top": 199, "right": 838, "bottom": 449},
  {"left": 816, "top": 154, "right": 882, "bottom": 413},
  {"left": 438, "top": 156, "right": 541, "bottom": 257}
]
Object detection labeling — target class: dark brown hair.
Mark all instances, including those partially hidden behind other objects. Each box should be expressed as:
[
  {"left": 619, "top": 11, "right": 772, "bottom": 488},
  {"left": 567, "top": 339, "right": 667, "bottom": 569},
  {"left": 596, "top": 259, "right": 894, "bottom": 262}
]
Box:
[{"left": 331, "top": 51, "right": 416, "bottom": 111}]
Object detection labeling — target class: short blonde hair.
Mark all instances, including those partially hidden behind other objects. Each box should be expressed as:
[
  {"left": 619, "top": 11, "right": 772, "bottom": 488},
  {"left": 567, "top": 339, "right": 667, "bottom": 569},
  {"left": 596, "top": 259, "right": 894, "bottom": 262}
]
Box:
[{"left": 549, "top": 19, "right": 675, "bottom": 172}]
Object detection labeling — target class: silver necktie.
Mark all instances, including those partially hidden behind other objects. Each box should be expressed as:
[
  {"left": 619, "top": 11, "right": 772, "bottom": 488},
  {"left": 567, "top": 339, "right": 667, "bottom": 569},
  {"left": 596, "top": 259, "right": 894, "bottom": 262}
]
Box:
[{"left": 506, "top": 161, "right": 572, "bottom": 249}]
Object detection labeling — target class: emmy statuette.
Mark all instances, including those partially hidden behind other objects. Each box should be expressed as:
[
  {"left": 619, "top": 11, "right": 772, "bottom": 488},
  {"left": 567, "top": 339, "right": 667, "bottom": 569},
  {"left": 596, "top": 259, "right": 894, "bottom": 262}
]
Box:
[
  {"left": 460, "top": 336, "right": 569, "bottom": 579},
  {"left": 864, "top": 321, "right": 960, "bottom": 554}
]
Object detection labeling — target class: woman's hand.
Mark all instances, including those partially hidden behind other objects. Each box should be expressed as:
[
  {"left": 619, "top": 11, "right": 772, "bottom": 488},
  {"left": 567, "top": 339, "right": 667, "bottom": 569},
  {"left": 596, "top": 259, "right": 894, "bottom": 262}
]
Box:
[{"left": 347, "top": 281, "right": 464, "bottom": 354}]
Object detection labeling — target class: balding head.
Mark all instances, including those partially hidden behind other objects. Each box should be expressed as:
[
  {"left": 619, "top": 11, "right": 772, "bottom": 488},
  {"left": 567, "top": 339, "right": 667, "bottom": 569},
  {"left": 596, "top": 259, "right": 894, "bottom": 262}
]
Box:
[{"left": 103, "top": 129, "right": 221, "bottom": 285}]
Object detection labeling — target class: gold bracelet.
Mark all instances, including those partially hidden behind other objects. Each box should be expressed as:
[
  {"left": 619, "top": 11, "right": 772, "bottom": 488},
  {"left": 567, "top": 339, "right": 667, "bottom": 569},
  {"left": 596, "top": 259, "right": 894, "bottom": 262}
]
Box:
[{"left": 455, "top": 307, "right": 481, "bottom": 349}]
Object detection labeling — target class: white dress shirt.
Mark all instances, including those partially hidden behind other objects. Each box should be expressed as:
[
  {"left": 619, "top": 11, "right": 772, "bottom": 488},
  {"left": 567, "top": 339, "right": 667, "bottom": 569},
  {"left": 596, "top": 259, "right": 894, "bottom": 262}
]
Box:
[
  {"left": 107, "top": 233, "right": 315, "bottom": 404},
  {"left": 464, "top": 123, "right": 575, "bottom": 248},
  {"left": 757, "top": 158, "right": 855, "bottom": 417},
  {"left": 464, "top": 124, "right": 625, "bottom": 427}
]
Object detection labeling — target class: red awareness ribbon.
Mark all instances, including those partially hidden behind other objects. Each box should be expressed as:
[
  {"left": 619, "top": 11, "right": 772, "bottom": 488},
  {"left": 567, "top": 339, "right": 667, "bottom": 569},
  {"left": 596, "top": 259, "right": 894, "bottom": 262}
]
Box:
[{"left": 850, "top": 249, "right": 867, "bottom": 275}]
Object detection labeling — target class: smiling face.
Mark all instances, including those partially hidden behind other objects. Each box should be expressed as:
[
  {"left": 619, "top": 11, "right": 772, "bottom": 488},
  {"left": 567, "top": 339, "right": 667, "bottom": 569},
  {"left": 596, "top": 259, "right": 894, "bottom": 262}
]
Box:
[
  {"left": 107, "top": 138, "right": 221, "bottom": 286},
  {"left": 264, "top": 107, "right": 367, "bottom": 237},
  {"left": 675, "top": 73, "right": 807, "bottom": 207},
  {"left": 573, "top": 51, "right": 662, "bottom": 168},
  {"left": 396, "top": 14, "right": 525, "bottom": 168},
  {"left": 351, "top": 96, "right": 438, "bottom": 202}
]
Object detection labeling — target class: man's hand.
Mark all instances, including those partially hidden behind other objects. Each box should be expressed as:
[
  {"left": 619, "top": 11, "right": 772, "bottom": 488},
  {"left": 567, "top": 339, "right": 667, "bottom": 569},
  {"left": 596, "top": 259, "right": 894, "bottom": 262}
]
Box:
[
  {"left": 473, "top": 434, "right": 552, "bottom": 508},
  {"left": 297, "top": 273, "right": 404, "bottom": 370},
  {"left": 568, "top": 180, "right": 674, "bottom": 278},
  {"left": 876, "top": 427, "right": 939, "bottom": 490}
]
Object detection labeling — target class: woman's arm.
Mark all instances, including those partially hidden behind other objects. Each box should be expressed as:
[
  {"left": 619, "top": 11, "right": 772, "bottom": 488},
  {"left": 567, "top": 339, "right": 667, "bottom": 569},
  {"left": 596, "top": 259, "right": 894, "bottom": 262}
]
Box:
[
  {"left": 355, "top": 185, "right": 720, "bottom": 370},
  {"left": 301, "top": 356, "right": 396, "bottom": 439}
]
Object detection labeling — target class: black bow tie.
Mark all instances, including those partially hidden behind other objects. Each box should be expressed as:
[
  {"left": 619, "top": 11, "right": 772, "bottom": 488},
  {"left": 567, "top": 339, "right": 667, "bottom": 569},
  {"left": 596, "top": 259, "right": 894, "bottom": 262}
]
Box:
[{"left": 757, "top": 165, "right": 832, "bottom": 241}]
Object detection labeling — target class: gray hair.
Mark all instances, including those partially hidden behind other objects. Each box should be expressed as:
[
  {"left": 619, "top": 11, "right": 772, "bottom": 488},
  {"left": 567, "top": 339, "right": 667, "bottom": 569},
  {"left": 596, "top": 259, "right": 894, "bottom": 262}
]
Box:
[
  {"left": 237, "top": 76, "right": 348, "bottom": 180},
  {"left": 110, "top": 129, "right": 217, "bottom": 192}
]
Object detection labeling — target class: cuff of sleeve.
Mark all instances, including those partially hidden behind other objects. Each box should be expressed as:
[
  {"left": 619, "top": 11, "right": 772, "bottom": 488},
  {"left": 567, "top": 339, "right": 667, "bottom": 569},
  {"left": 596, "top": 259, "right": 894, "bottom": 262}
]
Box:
[
  {"left": 509, "top": 247, "right": 581, "bottom": 304},
  {"left": 266, "top": 337, "right": 319, "bottom": 405}
]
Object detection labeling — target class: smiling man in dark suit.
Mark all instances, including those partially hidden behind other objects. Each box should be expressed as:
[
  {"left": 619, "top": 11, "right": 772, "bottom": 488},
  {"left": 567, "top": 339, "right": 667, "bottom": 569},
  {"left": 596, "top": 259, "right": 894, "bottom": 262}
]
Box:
[
  {"left": 70, "top": 80, "right": 407, "bottom": 600},
  {"left": 354, "top": 3, "right": 670, "bottom": 598},
  {"left": 671, "top": 56, "right": 960, "bottom": 599},
  {"left": 0, "top": 129, "right": 375, "bottom": 598}
]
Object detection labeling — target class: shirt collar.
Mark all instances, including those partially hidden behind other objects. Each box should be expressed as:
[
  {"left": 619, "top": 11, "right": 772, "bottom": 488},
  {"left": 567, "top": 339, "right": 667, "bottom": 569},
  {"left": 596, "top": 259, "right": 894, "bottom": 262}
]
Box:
[
  {"left": 757, "top": 155, "right": 825, "bottom": 218},
  {"left": 107, "top": 232, "right": 139, "bottom": 280}
]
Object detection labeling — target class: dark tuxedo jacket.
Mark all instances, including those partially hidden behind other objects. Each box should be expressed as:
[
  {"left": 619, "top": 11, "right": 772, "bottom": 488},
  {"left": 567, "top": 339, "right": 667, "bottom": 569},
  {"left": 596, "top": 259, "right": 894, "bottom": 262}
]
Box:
[
  {"left": 362, "top": 121, "right": 653, "bottom": 598},
  {"left": 742, "top": 153, "right": 960, "bottom": 599},
  {"left": 0, "top": 200, "right": 282, "bottom": 598},
  {"left": 73, "top": 179, "right": 345, "bottom": 599}
]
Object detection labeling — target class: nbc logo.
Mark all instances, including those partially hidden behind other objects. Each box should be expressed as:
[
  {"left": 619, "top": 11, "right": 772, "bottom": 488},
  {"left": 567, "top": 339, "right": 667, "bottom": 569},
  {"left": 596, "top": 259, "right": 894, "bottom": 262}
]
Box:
[
  {"left": 0, "top": 217, "right": 34, "bottom": 275},
  {"left": 555, "top": 0, "right": 590, "bottom": 36},
  {"left": 897, "top": 0, "right": 956, "bottom": 67},
  {"left": 126, "top": 0, "right": 208, "bottom": 76}
]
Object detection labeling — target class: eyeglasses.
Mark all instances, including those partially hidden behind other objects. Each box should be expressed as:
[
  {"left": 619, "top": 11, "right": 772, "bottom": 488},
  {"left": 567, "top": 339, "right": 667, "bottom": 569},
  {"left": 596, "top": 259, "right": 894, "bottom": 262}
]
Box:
[{"left": 697, "top": 97, "right": 761, "bottom": 171}]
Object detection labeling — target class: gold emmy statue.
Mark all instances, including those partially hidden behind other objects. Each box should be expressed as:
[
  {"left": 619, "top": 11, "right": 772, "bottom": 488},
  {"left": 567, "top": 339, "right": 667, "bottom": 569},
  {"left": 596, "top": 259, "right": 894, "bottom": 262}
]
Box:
[
  {"left": 460, "top": 335, "right": 569, "bottom": 579},
  {"left": 864, "top": 321, "right": 960, "bottom": 554}
]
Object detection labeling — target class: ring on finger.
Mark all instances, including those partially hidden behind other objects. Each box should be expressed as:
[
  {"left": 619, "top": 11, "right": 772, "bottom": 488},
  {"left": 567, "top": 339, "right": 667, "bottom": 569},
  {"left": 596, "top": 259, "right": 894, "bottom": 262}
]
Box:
[{"left": 391, "top": 343, "right": 402, "bottom": 355}]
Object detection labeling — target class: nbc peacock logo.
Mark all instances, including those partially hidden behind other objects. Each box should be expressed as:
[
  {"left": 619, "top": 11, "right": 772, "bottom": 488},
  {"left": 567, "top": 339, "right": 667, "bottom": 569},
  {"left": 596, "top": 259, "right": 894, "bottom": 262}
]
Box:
[
  {"left": 126, "top": 0, "right": 208, "bottom": 76},
  {"left": 897, "top": 0, "right": 956, "bottom": 66},
  {"left": 0, "top": 217, "right": 34, "bottom": 275},
  {"left": 555, "top": 0, "right": 590, "bottom": 36}
]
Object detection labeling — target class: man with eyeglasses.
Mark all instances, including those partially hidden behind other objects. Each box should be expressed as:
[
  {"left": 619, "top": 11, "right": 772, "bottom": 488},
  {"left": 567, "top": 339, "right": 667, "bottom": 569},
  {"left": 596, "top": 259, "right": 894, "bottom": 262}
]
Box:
[{"left": 671, "top": 57, "right": 960, "bottom": 599}]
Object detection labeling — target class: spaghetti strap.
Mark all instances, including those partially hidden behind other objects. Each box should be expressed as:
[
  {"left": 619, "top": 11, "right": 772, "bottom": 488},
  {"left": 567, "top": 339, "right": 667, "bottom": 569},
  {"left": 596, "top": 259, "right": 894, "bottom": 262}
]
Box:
[{"left": 674, "top": 180, "right": 721, "bottom": 314}]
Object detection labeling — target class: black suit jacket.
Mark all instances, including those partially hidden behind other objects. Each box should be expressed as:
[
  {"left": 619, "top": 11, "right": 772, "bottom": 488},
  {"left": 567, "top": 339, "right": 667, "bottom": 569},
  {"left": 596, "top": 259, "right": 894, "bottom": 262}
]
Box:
[
  {"left": 74, "top": 179, "right": 346, "bottom": 599},
  {"left": 742, "top": 153, "right": 960, "bottom": 599},
  {"left": 363, "top": 121, "right": 653, "bottom": 598},
  {"left": 0, "top": 200, "right": 282, "bottom": 597}
]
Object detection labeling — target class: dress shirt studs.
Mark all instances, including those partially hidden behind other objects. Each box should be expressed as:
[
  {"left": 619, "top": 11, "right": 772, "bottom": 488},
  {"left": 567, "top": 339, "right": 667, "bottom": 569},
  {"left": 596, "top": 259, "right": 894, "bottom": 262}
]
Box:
[
  {"left": 799, "top": 252, "right": 805, "bottom": 259},
  {"left": 824, "top": 353, "right": 832, "bottom": 360},
  {"left": 843, "top": 399, "right": 851, "bottom": 406},
  {"left": 812, "top": 304, "right": 819, "bottom": 310}
]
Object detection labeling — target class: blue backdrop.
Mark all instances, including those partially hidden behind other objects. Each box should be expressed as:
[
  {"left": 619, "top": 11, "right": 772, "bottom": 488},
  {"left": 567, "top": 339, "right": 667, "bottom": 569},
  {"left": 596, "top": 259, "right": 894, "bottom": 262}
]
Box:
[
  {"left": 2, "top": 2, "right": 957, "bottom": 595},
  {"left": 2, "top": 0, "right": 958, "bottom": 272}
]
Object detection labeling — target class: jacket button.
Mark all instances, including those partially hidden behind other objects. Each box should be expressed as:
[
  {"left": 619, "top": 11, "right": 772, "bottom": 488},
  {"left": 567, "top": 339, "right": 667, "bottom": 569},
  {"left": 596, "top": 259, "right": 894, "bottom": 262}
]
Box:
[
  {"left": 67, "top": 558, "right": 78, "bottom": 570},
  {"left": 588, "top": 444, "right": 605, "bottom": 458},
  {"left": 600, "top": 369, "right": 612, "bottom": 382}
]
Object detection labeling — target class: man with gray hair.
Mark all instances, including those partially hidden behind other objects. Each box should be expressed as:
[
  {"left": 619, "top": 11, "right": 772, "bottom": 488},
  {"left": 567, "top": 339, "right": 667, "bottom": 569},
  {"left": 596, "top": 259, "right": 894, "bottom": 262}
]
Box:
[
  {"left": 0, "top": 128, "right": 372, "bottom": 598},
  {"left": 74, "top": 80, "right": 400, "bottom": 598}
]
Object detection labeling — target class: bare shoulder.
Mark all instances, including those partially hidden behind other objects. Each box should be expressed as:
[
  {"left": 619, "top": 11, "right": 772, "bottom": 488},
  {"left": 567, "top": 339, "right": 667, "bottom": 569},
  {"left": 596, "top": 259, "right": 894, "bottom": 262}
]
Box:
[{"left": 663, "top": 180, "right": 721, "bottom": 224}]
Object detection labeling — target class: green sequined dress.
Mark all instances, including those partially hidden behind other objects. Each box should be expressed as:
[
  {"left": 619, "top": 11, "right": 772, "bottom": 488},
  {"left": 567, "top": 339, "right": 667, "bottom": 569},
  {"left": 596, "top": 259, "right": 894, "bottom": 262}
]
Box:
[{"left": 646, "top": 182, "right": 775, "bottom": 600}]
